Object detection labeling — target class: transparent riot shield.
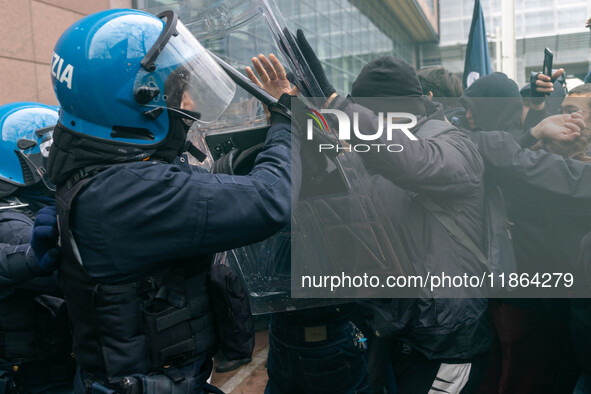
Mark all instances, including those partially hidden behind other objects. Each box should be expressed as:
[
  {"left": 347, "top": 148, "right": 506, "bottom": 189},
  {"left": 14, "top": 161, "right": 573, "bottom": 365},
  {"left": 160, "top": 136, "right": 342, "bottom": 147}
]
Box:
[{"left": 143, "top": 0, "right": 413, "bottom": 313}]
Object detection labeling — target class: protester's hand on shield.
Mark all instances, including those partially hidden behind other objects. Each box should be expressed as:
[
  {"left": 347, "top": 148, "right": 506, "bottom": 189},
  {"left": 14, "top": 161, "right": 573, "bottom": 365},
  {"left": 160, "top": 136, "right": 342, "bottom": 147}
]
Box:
[
  {"left": 532, "top": 111, "right": 586, "bottom": 141},
  {"left": 246, "top": 54, "right": 299, "bottom": 100}
]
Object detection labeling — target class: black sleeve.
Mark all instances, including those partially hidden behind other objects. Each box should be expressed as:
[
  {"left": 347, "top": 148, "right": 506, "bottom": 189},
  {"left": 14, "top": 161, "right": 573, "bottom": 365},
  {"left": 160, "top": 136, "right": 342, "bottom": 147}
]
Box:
[
  {"left": 330, "top": 96, "right": 484, "bottom": 197},
  {"left": 517, "top": 129, "right": 540, "bottom": 148},
  {"left": 86, "top": 122, "right": 303, "bottom": 273},
  {"left": 522, "top": 108, "right": 549, "bottom": 135},
  {"left": 469, "top": 129, "right": 591, "bottom": 201},
  {"left": 0, "top": 244, "right": 46, "bottom": 287}
]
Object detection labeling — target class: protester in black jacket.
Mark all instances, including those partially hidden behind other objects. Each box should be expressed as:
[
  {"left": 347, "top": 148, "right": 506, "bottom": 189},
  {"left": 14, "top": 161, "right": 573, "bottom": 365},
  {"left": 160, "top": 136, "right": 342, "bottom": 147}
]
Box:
[
  {"left": 341, "top": 56, "right": 489, "bottom": 394},
  {"left": 251, "top": 38, "right": 491, "bottom": 392},
  {"left": 460, "top": 72, "right": 525, "bottom": 139},
  {"left": 461, "top": 80, "right": 591, "bottom": 393}
]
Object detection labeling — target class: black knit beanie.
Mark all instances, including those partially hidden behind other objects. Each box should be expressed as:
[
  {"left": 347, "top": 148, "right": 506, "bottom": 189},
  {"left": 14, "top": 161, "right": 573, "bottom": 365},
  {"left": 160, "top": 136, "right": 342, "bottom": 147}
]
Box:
[
  {"left": 351, "top": 56, "right": 425, "bottom": 115},
  {"left": 352, "top": 56, "right": 423, "bottom": 97}
]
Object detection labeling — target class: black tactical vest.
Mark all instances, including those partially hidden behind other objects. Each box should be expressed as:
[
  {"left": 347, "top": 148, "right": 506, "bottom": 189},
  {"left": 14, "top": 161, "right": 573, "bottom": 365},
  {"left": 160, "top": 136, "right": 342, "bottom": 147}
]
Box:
[
  {"left": 0, "top": 202, "right": 75, "bottom": 391},
  {"left": 0, "top": 293, "right": 74, "bottom": 390},
  {"left": 56, "top": 173, "right": 217, "bottom": 387}
]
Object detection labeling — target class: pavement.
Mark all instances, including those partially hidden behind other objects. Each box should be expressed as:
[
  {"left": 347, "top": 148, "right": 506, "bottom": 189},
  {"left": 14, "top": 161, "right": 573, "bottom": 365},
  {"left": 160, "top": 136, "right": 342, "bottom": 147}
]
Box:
[{"left": 211, "top": 330, "right": 270, "bottom": 393}]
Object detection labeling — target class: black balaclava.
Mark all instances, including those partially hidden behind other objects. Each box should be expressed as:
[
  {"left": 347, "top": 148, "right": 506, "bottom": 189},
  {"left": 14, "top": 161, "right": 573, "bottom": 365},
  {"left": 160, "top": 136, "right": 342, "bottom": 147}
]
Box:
[
  {"left": 0, "top": 181, "right": 18, "bottom": 198},
  {"left": 460, "top": 72, "right": 523, "bottom": 133},
  {"left": 46, "top": 124, "right": 154, "bottom": 186},
  {"left": 351, "top": 56, "right": 426, "bottom": 116}
]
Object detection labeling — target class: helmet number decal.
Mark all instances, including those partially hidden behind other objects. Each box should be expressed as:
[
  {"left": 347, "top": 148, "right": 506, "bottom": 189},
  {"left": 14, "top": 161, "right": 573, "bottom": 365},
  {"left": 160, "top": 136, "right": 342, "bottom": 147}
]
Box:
[{"left": 51, "top": 52, "right": 74, "bottom": 90}]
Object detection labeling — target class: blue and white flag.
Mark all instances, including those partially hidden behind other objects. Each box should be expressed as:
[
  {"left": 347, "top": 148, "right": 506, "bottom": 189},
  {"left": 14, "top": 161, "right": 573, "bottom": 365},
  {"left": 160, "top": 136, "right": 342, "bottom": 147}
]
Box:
[{"left": 463, "top": 0, "right": 492, "bottom": 88}]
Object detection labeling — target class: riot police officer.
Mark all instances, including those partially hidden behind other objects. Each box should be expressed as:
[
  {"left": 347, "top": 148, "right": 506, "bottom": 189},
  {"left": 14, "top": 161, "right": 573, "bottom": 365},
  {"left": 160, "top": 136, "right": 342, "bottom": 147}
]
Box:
[
  {"left": 45, "top": 8, "right": 301, "bottom": 393},
  {"left": 0, "top": 102, "right": 74, "bottom": 393}
]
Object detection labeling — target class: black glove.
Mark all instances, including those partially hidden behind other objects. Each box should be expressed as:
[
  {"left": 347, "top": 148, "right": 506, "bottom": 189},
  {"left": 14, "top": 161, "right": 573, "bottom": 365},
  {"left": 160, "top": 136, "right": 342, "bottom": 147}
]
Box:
[
  {"left": 269, "top": 93, "right": 306, "bottom": 141},
  {"left": 30, "top": 206, "right": 60, "bottom": 273},
  {"left": 295, "top": 29, "right": 336, "bottom": 99},
  {"left": 269, "top": 93, "right": 296, "bottom": 126}
]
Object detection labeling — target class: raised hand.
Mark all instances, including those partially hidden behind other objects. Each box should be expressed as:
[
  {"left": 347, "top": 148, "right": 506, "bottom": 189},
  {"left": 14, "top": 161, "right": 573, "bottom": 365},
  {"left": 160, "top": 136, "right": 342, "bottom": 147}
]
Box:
[
  {"left": 534, "top": 68, "right": 565, "bottom": 95},
  {"left": 246, "top": 54, "right": 299, "bottom": 100},
  {"left": 532, "top": 111, "right": 586, "bottom": 142}
]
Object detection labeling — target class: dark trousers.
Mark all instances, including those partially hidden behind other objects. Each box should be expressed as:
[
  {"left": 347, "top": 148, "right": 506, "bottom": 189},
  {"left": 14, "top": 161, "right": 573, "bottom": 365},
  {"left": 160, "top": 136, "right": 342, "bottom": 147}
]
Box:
[
  {"left": 574, "top": 372, "right": 591, "bottom": 394},
  {"left": 0, "top": 364, "right": 74, "bottom": 394},
  {"left": 389, "top": 341, "right": 488, "bottom": 394},
  {"left": 477, "top": 300, "right": 579, "bottom": 394},
  {"left": 265, "top": 316, "right": 371, "bottom": 394}
]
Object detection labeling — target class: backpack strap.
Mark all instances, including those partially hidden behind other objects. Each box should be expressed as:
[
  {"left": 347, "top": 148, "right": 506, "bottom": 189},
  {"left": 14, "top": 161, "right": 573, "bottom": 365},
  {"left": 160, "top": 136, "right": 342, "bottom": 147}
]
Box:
[
  {"left": 56, "top": 167, "right": 106, "bottom": 268},
  {"left": 0, "top": 197, "right": 28, "bottom": 212},
  {"left": 415, "top": 194, "right": 489, "bottom": 271}
]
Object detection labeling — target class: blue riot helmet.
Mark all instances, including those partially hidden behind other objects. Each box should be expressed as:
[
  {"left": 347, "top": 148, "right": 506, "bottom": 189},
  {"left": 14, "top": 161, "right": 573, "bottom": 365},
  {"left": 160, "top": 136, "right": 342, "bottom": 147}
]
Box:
[
  {"left": 51, "top": 9, "right": 235, "bottom": 151},
  {"left": 0, "top": 102, "right": 58, "bottom": 196}
]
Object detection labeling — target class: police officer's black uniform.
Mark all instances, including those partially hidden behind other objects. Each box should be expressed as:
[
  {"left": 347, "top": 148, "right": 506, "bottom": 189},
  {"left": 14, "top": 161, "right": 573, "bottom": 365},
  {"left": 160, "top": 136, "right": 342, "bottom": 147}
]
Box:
[
  {"left": 0, "top": 192, "right": 74, "bottom": 394},
  {"left": 49, "top": 113, "right": 300, "bottom": 393}
]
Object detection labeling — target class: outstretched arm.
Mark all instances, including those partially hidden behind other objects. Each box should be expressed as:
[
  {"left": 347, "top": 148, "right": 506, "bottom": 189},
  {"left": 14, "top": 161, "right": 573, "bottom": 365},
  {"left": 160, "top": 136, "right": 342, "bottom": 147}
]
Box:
[{"left": 470, "top": 128, "right": 591, "bottom": 201}]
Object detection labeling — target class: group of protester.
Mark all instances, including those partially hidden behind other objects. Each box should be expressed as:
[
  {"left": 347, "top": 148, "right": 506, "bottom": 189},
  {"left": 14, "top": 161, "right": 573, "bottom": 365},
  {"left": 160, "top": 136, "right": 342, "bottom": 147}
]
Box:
[{"left": 1, "top": 6, "right": 591, "bottom": 394}]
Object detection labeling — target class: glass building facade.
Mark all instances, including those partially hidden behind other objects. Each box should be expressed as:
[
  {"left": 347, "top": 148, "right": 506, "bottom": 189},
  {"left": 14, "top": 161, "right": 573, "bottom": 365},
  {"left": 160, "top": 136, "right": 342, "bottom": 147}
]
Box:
[
  {"left": 424, "top": 0, "right": 591, "bottom": 85},
  {"left": 439, "top": 0, "right": 590, "bottom": 44},
  {"left": 275, "top": 0, "right": 414, "bottom": 94},
  {"left": 135, "top": 0, "right": 416, "bottom": 94}
]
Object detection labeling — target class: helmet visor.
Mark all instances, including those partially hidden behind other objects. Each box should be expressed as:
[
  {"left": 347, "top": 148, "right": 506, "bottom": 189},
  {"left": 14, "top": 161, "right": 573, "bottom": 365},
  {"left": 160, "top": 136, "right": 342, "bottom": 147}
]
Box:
[
  {"left": 2, "top": 106, "right": 57, "bottom": 190},
  {"left": 135, "top": 16, "right": 236, "bottom": 123},
  {"left": 18, "top": 126, "right": 55, "bottom": 191}
]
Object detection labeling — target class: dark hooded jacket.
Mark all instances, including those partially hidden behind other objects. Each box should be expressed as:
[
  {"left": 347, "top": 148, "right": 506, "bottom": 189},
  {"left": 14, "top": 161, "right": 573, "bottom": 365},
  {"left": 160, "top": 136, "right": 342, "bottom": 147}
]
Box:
[
  {"left": 468, "top": 125, "right": 591, "bottom": 376},
  {"left": 329, "top": 91, "right": 490, "bottom": 359},
  {"left": 461, "top": 75, "right": 576, "bottom": 335},
  {"left": 460, "top": 72, "right": 524, "bottom": 140},
  {"left": 461, "top": 74, "right": 587, "bottom": 287}
]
